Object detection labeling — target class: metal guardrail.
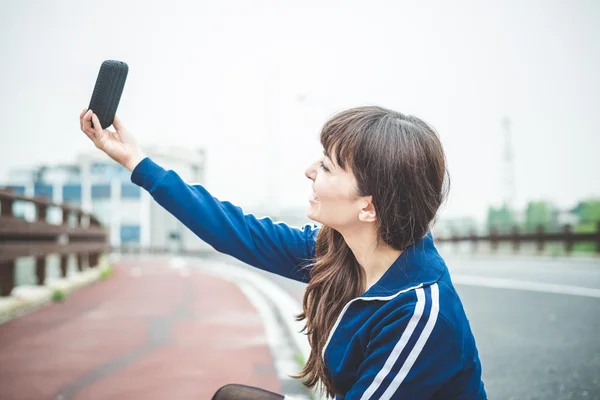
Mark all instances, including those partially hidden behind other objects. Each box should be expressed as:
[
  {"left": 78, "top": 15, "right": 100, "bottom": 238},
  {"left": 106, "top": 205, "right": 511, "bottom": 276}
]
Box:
[
  {"left": 0, "top": 189, "right": 109, "bottom": 296},
  {"left": 110, "top": 245, "right": 216, "bottom": 259},
  {"left": 435, "top": 223, "right": 600, "bottom": 255},
  {"left": 114, "top": 222, "right": 600, "bottom": 259}
]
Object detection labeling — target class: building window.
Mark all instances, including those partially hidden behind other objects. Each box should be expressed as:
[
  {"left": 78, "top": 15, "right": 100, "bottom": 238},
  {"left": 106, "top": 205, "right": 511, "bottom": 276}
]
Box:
[
  {"left": 90, "top": 162, "right": 107, "bottom": 175},
  {"left": 63, "top": 184, "right": 82, "bottom": 202},
  {"left": 91, "top": 184, "right": 111, "bottom": 200},
  {"left": 34, "top": 183, "right": 53, "bottom": 200},
  {"left": 121, "top": 183, "right": 141, "bottom": 199},
  {"left": 90, "top": 162, "right": 130, "bottom": 181},
  {"left": 4, "top": 185, "right": 25, "bottom": 195},
  {"left": 120, "top": 224, "right": 141, "bottom": 243}
]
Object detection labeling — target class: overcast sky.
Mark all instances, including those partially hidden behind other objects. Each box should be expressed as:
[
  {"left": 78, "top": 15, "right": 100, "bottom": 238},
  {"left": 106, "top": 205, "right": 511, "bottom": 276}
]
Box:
[{"left": 1, "top": 0, "right": 598, "bottom": 222}]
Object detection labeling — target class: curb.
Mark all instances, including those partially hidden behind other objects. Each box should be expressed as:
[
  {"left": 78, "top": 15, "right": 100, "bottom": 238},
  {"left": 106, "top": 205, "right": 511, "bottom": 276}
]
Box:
[{"left": 0, "top": 256, "right": 112, "bottom": 325}]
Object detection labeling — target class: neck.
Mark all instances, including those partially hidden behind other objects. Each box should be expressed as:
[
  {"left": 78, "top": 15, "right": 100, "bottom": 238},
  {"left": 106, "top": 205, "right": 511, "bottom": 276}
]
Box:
[{"left": 340, "top": 224, "right": 402, "bottom": 292}]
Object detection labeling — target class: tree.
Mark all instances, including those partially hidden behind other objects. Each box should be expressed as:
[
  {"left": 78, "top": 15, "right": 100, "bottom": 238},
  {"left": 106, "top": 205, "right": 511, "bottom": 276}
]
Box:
[
  {"left": 486, "top": 203, "right": 517, "bottom": 233},
  {"left": 523, "top": 200, "right": 558, "bottom": 233},
  {"left": 571, "top": 199, "right": 600, "bottom": 224},
  {"left": 571, "top": 198, "right": 600, "bottom": 254}
]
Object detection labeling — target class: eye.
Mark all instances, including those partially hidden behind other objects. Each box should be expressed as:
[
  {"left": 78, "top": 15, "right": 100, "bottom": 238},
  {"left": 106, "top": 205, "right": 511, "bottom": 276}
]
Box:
[{"left": 319, "top": 161, "right": 330, "bottom": 172}]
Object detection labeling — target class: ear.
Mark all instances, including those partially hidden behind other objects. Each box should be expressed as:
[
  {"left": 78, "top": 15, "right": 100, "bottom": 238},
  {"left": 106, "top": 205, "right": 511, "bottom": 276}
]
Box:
[{"left": 358, "top": 196, "right": 376, "bottom": 223}]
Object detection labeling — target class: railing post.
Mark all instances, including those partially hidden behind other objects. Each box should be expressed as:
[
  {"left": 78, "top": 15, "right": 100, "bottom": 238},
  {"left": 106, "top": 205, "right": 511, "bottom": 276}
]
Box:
[
  {"left": 89, "top": 215, "right": 100, "bottom": 227},
  {"left": 89, "top": 253, "right": 99, "bottom": 268},
  {"left": 490, "top": 227, "right": 498, "bottom": 253},
  {"left": 77, "top": 211, "right": 86, "bottom": 271},
  {"left": 512, "top": 225, "right": 520, "bottom": 253},
  {"left": 35, "top": 257, "right": 46, "bottom": 285},
  {"left": 89, "top": 216, "right": 102, "bottom": 268},
  {"left": 77, "top": 254, "right": 86, "bottom": 271},
  {"left": 564, "top": 224, "right": 573, "bottom": 254},
  {"left": 62, "top": 207, "right": 70, "bottom": 227},
  {"left": 60, "top": 207, "right": 69, "bottom": 278},
  {"left": 35, "top": 203, "right": 48, "bottom": 285},
  {"left": 37, "top": 203, "right": 47, "bottom": 222},
  {"left": 596, "top": 221, "right": 600, "bottom": 255},
  {"left": 60, "top": 255, "right": 68, "bottom": 278},
  {"left": 0, "top": 195, "right": 13, "bottom": 217},
  {"left": 451, "top": 230, "right": 459, "bottom": 252},
  {"left": 470, "top": 229, "right": 478, "bottom": 253},
  {"left": 0, "top": 261, "right": 16, "bottom": 296},
  {"left": 536, "top": 224, "right": 545, "bottom": 253}
]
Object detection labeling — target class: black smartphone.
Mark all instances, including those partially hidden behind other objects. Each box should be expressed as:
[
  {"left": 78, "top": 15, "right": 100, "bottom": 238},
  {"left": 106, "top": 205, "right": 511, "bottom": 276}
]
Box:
[{"left": 88, "top": 60, "right": 128, "bottom": 129}]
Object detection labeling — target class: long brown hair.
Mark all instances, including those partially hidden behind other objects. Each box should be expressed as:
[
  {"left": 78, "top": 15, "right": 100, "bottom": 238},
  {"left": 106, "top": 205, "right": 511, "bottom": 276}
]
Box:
[{"left": 293, "top": 106, "right": 450, "bottom": 397}]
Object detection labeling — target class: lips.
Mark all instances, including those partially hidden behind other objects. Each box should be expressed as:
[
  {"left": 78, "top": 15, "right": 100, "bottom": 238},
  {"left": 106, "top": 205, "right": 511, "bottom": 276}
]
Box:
[{"left": 310, "top": 188, "right": 319, "bottom": 202}]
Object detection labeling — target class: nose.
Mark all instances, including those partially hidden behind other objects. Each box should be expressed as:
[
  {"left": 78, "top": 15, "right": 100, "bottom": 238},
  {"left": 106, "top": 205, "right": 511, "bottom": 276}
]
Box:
[{"left": 305, "top": 162, "right": 317, "bottom": 181}]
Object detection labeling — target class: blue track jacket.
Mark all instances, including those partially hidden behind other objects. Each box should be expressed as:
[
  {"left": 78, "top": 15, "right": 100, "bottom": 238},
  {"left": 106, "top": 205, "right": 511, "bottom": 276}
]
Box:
[{"left": 131, "top": 157, "right": 487, "bottom": 399}]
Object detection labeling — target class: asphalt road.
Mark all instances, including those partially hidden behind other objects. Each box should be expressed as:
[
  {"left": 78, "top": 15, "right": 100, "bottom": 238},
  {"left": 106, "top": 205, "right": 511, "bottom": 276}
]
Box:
[{"left": 248, "top": 253, "right": 600, "bottom": 400}]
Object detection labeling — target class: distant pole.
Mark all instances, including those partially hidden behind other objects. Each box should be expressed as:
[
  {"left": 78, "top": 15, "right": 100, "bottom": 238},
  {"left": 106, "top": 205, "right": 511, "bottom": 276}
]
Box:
[{"left": 501, "top": 116, "right": 516, "bottom": 210}]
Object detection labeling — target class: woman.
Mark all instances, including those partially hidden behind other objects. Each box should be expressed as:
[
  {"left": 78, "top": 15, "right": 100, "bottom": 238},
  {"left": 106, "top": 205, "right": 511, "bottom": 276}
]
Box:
[{"left": 80, "top": 106, "right": 487, "bottom": 399}]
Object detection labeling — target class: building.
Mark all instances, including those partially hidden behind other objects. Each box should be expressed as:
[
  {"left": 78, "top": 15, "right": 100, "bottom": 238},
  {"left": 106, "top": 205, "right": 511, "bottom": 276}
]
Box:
[{"left": 2, "top": 146, "right": 211, "bottom": 252}]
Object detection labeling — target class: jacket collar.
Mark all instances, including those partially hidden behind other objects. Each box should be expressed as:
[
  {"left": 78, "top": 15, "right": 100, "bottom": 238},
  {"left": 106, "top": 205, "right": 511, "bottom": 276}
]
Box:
[{"left": 359, "top": 231, "right": 446, "bottom": 298}]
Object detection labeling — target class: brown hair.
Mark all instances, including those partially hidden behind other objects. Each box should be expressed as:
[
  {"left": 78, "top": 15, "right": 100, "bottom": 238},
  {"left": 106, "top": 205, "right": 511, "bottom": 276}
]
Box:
[{"left": 293, "top": 106, "right": 450, "bottom": 397}]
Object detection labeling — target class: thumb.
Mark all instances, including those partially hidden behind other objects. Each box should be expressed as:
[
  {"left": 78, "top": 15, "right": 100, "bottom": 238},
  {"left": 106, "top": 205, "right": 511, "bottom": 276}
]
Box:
[
  {"left": 112, "top": 115, "right": 126, "bottom": 132},
  {"left": 113, "top": 115, "right": 137, "bottom": 145}
]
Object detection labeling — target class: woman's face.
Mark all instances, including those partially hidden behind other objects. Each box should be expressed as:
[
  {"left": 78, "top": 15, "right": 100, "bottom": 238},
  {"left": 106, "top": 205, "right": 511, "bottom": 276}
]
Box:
[{"left": 304, "top": 152, "right": 372, "bottom": 229}]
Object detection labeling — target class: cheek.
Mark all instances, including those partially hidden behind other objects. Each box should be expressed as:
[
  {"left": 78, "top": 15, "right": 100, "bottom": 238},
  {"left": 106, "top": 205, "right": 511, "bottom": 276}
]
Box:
[
  {"left": 314, "top": 175, "right": 337, "bottom": 201},
  {"left": 315, "top": 176, "right": 353, "bottom": 204}
]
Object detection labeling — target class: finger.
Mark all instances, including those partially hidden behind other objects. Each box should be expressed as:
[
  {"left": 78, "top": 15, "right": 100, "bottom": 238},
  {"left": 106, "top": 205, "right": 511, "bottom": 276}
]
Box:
[
  {"left": 82, "top": 110, "right": 96, "bottom": 139},
  {"left": 82, "top": 117, "right": 94, "bottom": 138},
  {"left": 80, "top": 108, "right": 88, "bottom": 131},
  {"left": 81, "top": 110, "right": 95, "bottom": 142},
  {"left": 91, "top": 113, "right": 106, "bottom": 142},
  {"left": 82, "top": 109, "right": 93, "bottom": 132},
  {"left": 82, "top": 127, "right": 95, "bottom": 142},
  {"left": 86, "top": 112, "right": 101, "bottom": 138},
  {"left": 91, "top": 113, "right": 102, "bottom": 134}
]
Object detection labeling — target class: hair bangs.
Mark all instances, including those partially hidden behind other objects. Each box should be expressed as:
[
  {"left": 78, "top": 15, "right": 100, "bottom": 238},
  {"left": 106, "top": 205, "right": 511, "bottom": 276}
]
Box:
[{"left": 319, "top": 111, "right": 362, "bottom": 172}]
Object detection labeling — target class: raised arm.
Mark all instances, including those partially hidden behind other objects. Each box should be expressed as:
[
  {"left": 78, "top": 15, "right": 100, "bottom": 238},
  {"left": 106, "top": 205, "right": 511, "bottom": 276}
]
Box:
[
  {"left": 79, "top": 109, "right": 318, "bottom": 282},
  {"left": 131, "top": 157, "right": 318, "bottom": 282}
]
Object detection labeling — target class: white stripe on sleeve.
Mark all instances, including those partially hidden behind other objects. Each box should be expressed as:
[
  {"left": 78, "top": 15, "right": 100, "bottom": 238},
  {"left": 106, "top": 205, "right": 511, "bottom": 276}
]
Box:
[
  {"left": 380, "top": 283, "right": 440, "bottom": 400},
  {"left": 360, "top": 287, "right": 427, "bottom": 400}
]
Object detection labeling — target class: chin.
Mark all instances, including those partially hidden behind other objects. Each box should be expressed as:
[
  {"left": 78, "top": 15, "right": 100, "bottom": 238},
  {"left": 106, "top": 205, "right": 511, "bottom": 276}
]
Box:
[
  {"left": 307, "top": 215, "right": 321, "bottom": 224},
  {"left": 306, "top": 206, "right": 321, "bottom": 224}
]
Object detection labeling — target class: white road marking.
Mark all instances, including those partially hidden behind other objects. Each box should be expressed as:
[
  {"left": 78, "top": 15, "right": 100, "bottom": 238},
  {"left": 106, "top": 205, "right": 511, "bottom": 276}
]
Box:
[
  {"left": 179, "top": 268, "right": 190, "bottom": 277},
  {"left": 169, "top": 257, "right": 188, "bottom": 269},
  {"left": 453, "top": 275, "right": 600, "bottom": 298}
]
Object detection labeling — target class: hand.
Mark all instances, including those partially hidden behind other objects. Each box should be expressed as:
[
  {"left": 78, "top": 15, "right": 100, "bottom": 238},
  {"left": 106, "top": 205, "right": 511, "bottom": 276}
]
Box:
[{"left": 80, "top": 109, "right": 146, "bottom": 172}]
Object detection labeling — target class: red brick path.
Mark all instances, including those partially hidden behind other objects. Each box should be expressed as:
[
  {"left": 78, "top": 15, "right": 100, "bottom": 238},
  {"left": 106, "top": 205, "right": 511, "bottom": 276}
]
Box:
[{"left": 0, "top": 257, "right": 281, "bottom": 399}]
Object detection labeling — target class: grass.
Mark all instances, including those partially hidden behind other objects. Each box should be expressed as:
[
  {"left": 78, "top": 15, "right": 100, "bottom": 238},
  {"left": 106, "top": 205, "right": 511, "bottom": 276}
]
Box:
[
  {"left": 294, "top": 351, "right": 306, "bottom": 367},
  {"left": 51, "top": 289, "right": 66, "bottom": 302},
  {"left": 99, "top": 265, "right": 113, "bottom": 280}
]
